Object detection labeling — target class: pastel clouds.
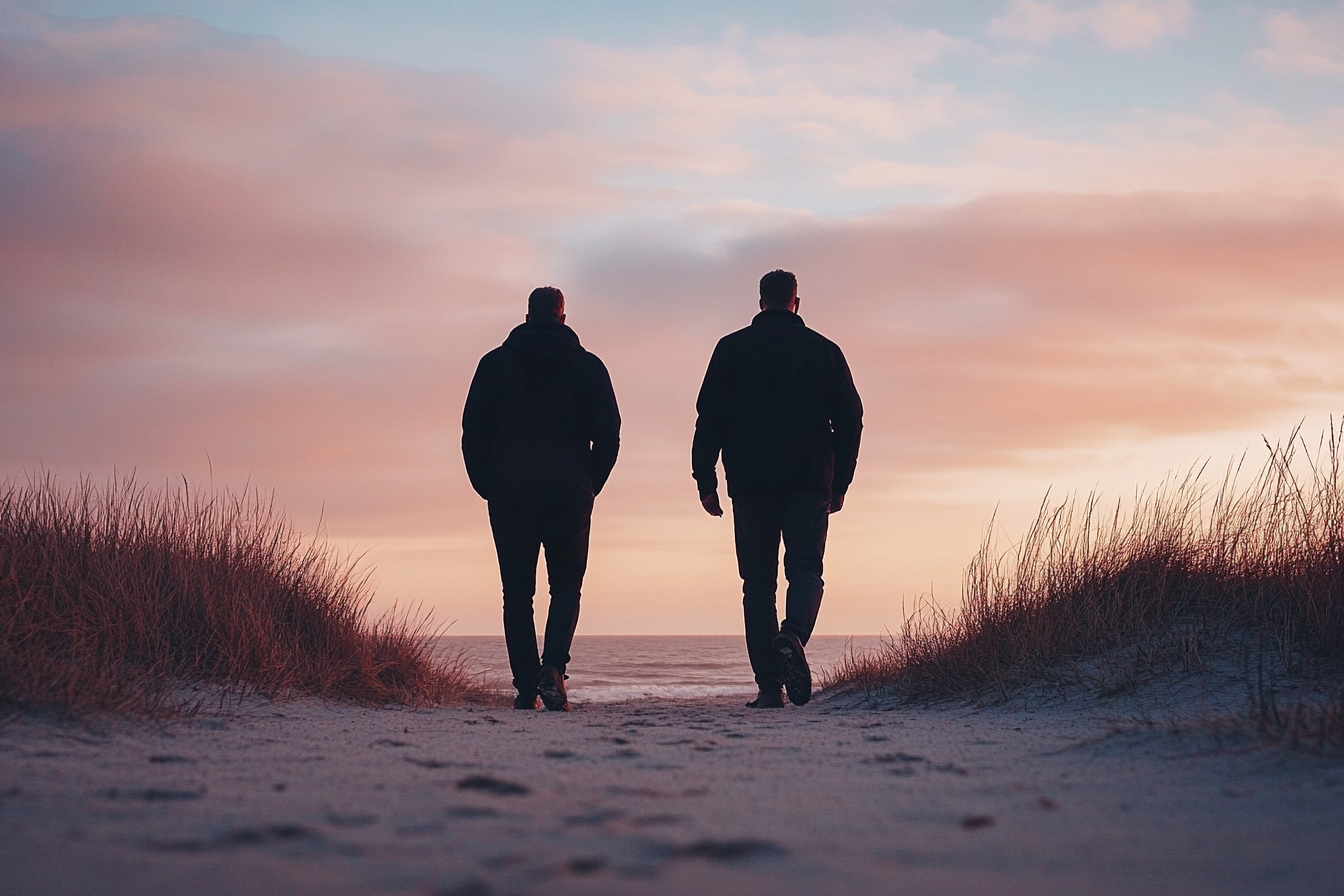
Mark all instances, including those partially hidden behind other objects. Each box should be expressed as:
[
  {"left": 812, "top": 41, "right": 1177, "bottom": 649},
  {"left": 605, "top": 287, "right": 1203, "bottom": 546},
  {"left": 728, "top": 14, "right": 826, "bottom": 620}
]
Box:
[
  {"left": 0, "top": 11, "right": 607, "bottom": 542},
  {"left": 1255, "top": 4, "right": 1344, "bottom": 77},
  {"left": 836, "top": 105, "right": 1344, "bottom": 196},
  {"left": 568, "top": 190, "right": 1344, "bottom": 630},
  {"left": 989, "top": 0, "right": 1192, "bottom": 51},
  {"left": 4, "top": 6, "right": 1344, "bottom": 632},
  {"left": 580, "top": 191, "right": 1344, "bottom": 470},
  {"left": 555, "top": 24, "right": 983, "bottom": 183}
]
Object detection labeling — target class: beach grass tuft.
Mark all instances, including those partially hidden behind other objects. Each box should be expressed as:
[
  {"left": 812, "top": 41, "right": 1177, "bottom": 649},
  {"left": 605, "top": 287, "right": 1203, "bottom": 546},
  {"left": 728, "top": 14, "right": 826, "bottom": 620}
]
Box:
[
  {"left": 830, "top": 423, "right": 1344, "bottom": 726},
  {"left": 0, "top": 471, "right": 484, "bottom": 715}
]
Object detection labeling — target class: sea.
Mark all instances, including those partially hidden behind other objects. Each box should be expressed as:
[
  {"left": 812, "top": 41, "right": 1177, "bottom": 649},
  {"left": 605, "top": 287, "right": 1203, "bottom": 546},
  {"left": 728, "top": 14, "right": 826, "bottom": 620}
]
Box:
[{"left": 435, "top": 634, "right": 886, "bottom": 703}]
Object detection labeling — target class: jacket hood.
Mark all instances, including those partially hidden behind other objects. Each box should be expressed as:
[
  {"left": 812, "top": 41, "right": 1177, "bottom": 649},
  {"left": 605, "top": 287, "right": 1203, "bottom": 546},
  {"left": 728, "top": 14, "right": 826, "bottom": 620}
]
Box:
[{"left": 503, "top": 319, "right": 582, "bottom": 360}]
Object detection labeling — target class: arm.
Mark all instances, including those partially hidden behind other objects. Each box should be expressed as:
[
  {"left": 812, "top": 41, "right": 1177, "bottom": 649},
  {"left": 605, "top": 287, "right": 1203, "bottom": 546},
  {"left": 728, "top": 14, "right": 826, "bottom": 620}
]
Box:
[
  {"left": 461, "top": 354, "right": 499, "bottom": 500},
  {"left": 692, "top": 341, "right": 730, "bottom": 509},
  {"left": 585, "top": 355, "right": 621, "bottom": 496},
  {"left": 828, "top": 344, "right": 863, "bottom": 503}
]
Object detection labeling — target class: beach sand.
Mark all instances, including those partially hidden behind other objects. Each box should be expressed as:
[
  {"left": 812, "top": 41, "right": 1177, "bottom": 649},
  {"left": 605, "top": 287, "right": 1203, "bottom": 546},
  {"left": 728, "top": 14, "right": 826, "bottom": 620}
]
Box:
[{"left": 2, "top": 683, "right": 1341, "bottom": 896}]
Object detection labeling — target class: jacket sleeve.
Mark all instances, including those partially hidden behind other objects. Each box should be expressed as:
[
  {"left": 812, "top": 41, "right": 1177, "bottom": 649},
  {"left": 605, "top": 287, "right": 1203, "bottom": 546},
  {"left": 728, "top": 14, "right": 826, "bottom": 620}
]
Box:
[
  {"left": 827, "top": 343, "right": 863, "bottom": 497},
  {"left": 461, "top": 353, "right": 499, "bottom": 500},
  {"left": 585, "top": 354, "right": 621, "bottom": 496},
  {"left": 691, "top": 340, "right": 730, "bottom": 498}
]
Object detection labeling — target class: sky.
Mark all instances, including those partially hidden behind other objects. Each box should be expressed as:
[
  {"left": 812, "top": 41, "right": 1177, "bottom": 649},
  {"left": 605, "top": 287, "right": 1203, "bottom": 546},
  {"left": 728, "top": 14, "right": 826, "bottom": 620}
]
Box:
[{"left": 3, "top": 0, "right": 1344, "bottom": 635}]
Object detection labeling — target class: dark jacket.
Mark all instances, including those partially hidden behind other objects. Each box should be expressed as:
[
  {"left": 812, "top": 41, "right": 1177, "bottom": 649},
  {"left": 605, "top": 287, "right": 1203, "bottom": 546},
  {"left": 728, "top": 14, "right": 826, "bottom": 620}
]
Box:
[
  {"left": 692, "top": 309, "right": 862, "bottom": 500},
  {"left": 462, "top": 320, "right": 620, "bottom": 502}
]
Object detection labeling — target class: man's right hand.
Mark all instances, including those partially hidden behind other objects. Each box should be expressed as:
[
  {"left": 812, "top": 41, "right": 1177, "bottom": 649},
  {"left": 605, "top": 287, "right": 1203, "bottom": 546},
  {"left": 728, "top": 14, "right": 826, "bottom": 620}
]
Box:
[{"left": 701, "top": 492, "right": 724, "bottom": 517}]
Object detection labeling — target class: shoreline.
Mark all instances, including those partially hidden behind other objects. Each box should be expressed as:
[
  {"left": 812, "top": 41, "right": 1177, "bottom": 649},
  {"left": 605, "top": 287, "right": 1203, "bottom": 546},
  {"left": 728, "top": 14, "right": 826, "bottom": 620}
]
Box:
[{"left": 2, "top": 684, "right": 1342, "bottom": 895}]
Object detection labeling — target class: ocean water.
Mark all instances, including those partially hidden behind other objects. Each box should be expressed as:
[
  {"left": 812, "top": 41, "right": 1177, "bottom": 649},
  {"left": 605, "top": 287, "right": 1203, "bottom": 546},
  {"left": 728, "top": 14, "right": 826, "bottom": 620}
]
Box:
[{"left": 436, "top": 634, "right": 886, "bottom": 703}]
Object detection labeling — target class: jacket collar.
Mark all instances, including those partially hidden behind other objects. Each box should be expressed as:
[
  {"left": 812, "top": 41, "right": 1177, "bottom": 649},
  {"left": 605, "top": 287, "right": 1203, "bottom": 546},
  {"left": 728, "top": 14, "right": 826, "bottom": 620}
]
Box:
[{"left": 752, "top": 308, "right": 805, "bottom": 327}]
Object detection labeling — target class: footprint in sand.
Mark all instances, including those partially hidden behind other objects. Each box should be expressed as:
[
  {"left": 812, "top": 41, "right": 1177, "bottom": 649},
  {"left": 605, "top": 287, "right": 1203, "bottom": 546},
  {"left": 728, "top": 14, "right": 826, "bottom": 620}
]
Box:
[
  {"left": 325, "top": 812, "right": 378, "bottom": 827},
  {"left": 565, "top": 856, "right": 606, "bottom": 875},
  {"left": 443, "top": 806, "right": 499, "bottom": 819},
  {"left": 456, "top": 775, "right": 529, "bottom": 796},
  {"left": 563, "top": 808, "right": 622, "bottom": 826},
  {"left": 663, "top": 839, "right": 786, "bottom": 862},
  {"left": 407, "top": 757, "right": 475, "bottom": 769},
  {"left": 146, "top": 823, "right": 321, "bottom": 852},
  {"left": 101, "top": 787, "right": 205, "bottom": 802}
]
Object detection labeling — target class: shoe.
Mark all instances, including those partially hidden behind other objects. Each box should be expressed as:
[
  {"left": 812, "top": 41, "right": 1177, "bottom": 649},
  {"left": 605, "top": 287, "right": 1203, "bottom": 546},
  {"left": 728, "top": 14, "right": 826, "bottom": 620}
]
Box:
[
  {"left": 536, "top": 666, "right": 571, "bottom": 712},
  {"left": 513, "top": 693, "right": 539, "bottom": 710},
  {"left": 746, "top": 689, "right": 785, "bottom": 709},
  {"left": 775, "top": 631, "right": 811, "bottom": 706}
]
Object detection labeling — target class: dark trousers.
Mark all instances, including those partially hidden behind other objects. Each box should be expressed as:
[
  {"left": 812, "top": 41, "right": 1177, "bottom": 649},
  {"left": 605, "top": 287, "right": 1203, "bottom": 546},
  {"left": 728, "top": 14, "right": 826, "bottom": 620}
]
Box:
[
  {"left": 731, "top": 489, "right": 830, "bottom": 691},
  {"left": 488, "top": 492, "right": 593, "bottom": 696}
]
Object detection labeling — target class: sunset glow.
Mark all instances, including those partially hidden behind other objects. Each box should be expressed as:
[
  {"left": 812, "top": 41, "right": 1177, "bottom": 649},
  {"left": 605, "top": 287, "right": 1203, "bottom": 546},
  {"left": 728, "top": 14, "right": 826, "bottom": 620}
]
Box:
[{"left": 4, "top": 1, "right": 1343, "bottom": 634}]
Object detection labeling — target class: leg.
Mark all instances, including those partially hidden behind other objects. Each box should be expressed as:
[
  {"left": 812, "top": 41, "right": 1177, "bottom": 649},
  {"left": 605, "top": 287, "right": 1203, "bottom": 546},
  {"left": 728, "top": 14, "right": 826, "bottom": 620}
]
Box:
[
  {"left": 779, "top": 490, "right": 830, "bottom": 646},
  {"left": 537, "top": 496, "right": 593, "bottom": 674},
  {"left": 732, "top": 492, "right": 786, "bottom": 692},
  {"left": 488, "top": 498, "right": 542, "bottom": 697}
]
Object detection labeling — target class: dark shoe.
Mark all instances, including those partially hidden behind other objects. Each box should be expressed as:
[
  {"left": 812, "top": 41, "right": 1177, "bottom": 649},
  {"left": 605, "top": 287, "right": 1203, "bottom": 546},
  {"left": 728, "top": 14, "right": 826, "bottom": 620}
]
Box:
[
  {"left": 746, "top": 689, "right": 785, "bottom": 709},
  {"left": 775, "top": 631, "right": 811, "bottom": 706},
  {"left": 536, "top": 666, "right": 571, "bottom": 712},
  {"left": 513, "top": 693, "right": 539, "bottom": 710}
]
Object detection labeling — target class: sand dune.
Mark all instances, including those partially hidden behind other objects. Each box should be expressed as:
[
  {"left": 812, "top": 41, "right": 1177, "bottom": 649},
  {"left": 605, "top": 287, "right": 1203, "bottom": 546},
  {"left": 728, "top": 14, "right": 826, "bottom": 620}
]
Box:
[{"left": 2, "top": 686, "right": 1340, "bottom": 895}]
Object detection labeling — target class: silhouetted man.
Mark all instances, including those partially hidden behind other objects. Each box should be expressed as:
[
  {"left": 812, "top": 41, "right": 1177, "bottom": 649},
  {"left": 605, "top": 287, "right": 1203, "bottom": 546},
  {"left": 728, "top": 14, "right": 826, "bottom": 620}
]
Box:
[
  {"left": 693, "top": 270, "right": 863, "bottom": 708},
  {"left": 462, "top": 287, "right": 620, "bottom": 711}
]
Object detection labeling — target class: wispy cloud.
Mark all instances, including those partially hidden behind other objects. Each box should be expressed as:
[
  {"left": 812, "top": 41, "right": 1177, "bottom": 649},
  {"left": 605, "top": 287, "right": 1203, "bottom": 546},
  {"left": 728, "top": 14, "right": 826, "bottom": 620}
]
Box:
[
  {"left": 553, "top": 24, "right": 985, "bottom": 184},
  {"left": 1254, "top": 4, "right": 1344, "bottom": 77},
  {"left": 0, "top": 11, "right": 610, "bottom": 536},
  {"left": 836, "top": 102, "right": 1344, "bottom": 196},
  {"left": 989, "top": 0, "right": 1192, "bottom": 51},
  {"left": 4, "top": 7, "right": 1344, "bottom": 630}
]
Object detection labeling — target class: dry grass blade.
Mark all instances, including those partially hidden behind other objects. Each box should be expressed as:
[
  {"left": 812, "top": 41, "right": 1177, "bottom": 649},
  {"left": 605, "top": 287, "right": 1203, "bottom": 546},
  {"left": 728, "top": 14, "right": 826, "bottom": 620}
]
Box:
[
  {"left": 0, "top": 471, "right": 486, "bottom": 715},
  {"left": 831, "top": 422, "right": 1344, "bottom": 711}
]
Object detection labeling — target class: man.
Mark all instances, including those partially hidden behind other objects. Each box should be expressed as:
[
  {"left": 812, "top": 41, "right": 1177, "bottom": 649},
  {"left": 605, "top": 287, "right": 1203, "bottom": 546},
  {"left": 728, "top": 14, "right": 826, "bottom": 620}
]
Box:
[
  {"left": 693, "top": 270, "right": 863, "bottom": 708},
  {"left": 462, "top": 286, "right": 620, "bottom": 711}
]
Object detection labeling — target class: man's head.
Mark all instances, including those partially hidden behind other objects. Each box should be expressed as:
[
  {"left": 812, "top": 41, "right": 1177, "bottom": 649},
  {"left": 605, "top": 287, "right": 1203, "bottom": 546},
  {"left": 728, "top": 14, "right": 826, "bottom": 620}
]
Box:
[
  {"left": 526, "top": 286, "right": 566, "bottom": 323},
  {"left": 759, "top": 269, "right": 798, "bottom": 313}
]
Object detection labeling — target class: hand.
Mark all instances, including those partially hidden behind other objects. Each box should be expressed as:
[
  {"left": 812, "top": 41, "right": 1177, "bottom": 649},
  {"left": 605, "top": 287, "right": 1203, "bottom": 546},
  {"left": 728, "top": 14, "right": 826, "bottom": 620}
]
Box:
[
  {"left": 701, "top": 491, "right": 724, "bottom": 517},
  {"left": 829, "top": 493, "right": 845, "bottom": 513}
]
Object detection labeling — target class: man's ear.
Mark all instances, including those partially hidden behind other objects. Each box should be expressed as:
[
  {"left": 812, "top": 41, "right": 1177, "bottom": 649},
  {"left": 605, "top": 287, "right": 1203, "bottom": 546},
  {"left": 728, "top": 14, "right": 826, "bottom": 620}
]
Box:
[
  {"left": 558, "top": 313, "right": 566, "bottom": 324},
  {"left": 525, "top": 313, "right": 531, "bottom": 322}
]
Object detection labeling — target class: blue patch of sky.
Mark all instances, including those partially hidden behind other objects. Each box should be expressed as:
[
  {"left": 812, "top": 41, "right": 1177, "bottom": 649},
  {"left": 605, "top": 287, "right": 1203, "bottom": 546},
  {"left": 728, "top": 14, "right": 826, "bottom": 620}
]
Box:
[
  {"left": 48, "top": 2, "right": 1334, "bottom": 127},
  {"left": 48, "top": 0, "right": 833, "bottom": 73},
  {"left": 42, "top": 0, "right": 1342, "bottom": 218}
]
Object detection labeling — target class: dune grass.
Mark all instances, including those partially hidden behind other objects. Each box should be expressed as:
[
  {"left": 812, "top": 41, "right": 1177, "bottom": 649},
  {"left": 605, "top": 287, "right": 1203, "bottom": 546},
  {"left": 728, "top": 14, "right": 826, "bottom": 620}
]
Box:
[
  {"left": 0, "top": 472, "right": 484, "bottom": 716},
  {"left": 830, "top": 424, "right": 1344, "bottom": 727}
]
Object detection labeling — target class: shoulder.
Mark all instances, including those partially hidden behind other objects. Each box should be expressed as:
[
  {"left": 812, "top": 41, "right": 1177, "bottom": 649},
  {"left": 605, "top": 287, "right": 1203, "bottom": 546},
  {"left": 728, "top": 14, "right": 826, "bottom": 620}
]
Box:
[
  {"left": 578, "top": 348, "right": 613, "bottom": 379},
  {"left": 474, "top": 345, "right": 512, "bottom": 372},
  {"left": 715, "top": 324, "right": 756, "bottom": 351},
  {"left": 800, "top": 324, "right": 845, "bottom": 354}
]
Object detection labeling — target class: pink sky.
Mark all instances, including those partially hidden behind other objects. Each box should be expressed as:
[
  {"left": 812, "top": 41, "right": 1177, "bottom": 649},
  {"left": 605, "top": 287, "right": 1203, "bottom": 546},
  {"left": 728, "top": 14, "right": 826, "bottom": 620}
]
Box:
[{"left": 4, "top": 7, "right": 1344, "bottom": 633}]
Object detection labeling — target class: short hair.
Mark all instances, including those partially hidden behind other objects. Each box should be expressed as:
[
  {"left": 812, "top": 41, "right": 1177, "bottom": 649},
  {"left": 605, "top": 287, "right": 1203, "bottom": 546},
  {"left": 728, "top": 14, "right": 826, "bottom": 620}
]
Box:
[
  {"left": 759, "top": 270, "right": 797, "bottom": 309},
  {"left": 527, "top": 286, "right": 565, "bottom": 321}
]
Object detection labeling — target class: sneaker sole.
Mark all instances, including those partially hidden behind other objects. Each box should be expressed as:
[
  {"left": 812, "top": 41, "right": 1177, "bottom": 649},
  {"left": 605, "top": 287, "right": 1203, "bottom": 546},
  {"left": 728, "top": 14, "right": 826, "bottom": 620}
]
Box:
[
  {"left": 776, "top": 637, "right": 811, "bottom": 706},
  {"left": 537, "top": 684, "right": 570, "bottom": 712}
]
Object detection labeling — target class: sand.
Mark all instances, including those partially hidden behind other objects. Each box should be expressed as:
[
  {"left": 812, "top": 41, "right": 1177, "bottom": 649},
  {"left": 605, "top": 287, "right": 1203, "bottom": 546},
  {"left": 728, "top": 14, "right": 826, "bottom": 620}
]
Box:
[{"left": 2, "top": 681, "right": 1341, "bottom": 896}]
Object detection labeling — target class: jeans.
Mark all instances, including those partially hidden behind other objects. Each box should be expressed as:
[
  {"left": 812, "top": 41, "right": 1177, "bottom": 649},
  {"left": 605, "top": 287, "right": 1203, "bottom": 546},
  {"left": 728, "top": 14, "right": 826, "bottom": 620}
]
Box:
[
  {"left": 731, "top": 489, "right": 830, "bottom": 691},
  {"left": 488, "top": 492, "right": 593, "bottom": 696}
]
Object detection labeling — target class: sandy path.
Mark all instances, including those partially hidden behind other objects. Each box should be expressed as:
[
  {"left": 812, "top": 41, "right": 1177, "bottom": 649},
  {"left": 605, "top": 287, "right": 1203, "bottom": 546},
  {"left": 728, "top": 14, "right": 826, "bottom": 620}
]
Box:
[{"left": 1, "top": 690, "right": 1340, "bottom": 895}]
